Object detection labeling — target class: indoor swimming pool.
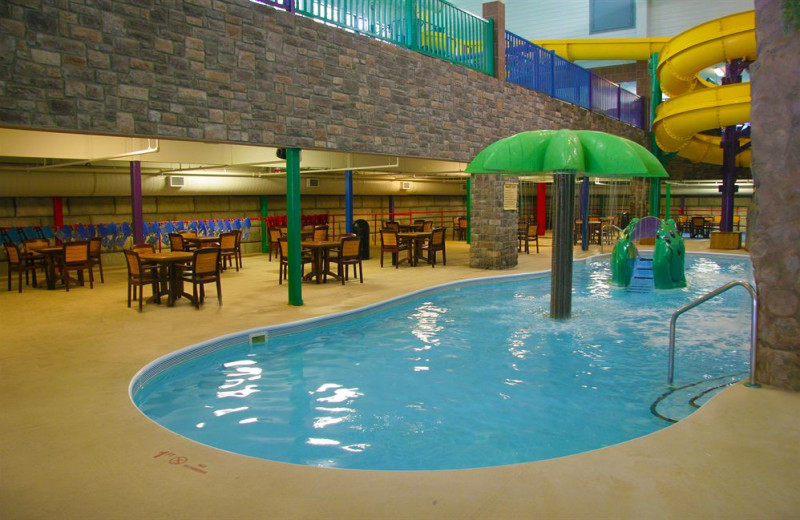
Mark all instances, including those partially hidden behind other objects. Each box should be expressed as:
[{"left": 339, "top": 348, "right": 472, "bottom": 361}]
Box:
[{"left": 132, "top": 253, "right": 754, "bottom": 471}]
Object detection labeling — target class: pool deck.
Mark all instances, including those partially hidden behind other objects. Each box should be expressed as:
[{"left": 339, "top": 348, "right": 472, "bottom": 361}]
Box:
[{"left": 2, "top": 238, "right": 799, "bottom": 519}]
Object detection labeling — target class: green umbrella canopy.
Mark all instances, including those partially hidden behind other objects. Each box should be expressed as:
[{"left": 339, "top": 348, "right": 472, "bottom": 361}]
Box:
[{"left": 465, "top": 129, "right": 668, "bottom": 178}]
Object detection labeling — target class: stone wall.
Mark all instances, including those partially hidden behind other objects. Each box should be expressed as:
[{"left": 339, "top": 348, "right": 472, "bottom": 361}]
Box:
[
  {"left": 0, "top": 0, "right": 646, "bottom": 162},
  {"left": 750, "top": 0, "right": 800, "bottom": 390}
]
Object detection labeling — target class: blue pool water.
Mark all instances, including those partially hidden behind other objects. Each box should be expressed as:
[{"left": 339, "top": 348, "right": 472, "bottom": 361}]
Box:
[{"left": 131, "top": 254, "right": 754, "bottom": 471}]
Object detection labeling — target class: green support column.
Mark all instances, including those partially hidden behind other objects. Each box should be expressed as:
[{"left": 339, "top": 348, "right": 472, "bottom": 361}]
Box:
[
  {"left": 649, "top": 178, "right": 661, "bottom": 217},
  {"left": 260, "top": 195, "right": 268, "bottom": 254},
  {"left": 286, "top": 148, "right": 303, "bottom": 306},
  {"left": 466, "top": 176, "right": 472, "bottom": 244}
]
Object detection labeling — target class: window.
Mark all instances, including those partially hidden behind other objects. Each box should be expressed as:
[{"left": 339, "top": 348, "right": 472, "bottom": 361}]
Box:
[{"left": 590, "top": 0, "right": 635, "bottom": 33}]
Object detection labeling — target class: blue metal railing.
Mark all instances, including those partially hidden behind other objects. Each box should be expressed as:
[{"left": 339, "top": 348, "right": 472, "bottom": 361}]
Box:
[{"left": 506, "top": 31, "right": 644, "bottom": 128}]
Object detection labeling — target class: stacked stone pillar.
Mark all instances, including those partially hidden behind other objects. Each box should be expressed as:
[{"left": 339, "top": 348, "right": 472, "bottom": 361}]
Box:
[{"left": 469, "top": 174, "right": 519, "bottom": 270}]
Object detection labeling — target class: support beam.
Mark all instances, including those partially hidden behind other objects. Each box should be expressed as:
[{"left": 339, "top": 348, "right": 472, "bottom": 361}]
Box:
[
  {"left": 130, "top": 161, "right": 144, "bottom": 245},
  {"left": 649, "top": 178, "right": 661, "bottom": 217},
  {"left": 285, "top": 148, "right": 303, "bottom": 306},
  {"left": 536, "top": 182, "right": 547, "bottom": 235},
  {"left": 580, "top": 176, "right": 589, "bottom": 251},
  {"left": 345, "top": 170, "right": 353, "bottom": 233},
  {"left": 260, "top": 195, "right": 268, "bottom": 253}
]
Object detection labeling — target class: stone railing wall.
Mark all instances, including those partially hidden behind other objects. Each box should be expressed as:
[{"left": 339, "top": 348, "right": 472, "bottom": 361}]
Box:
[{"left": 0, "top": 0, "right": 646, "bottom": 163}]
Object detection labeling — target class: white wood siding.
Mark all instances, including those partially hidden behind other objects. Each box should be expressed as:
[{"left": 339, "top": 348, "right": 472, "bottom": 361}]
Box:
[
  {"left": 648, "top": 0, "right": 754, "bottom": 37},
  {"left": 448, "top": 0, "right": 753, "bottom": 39}
]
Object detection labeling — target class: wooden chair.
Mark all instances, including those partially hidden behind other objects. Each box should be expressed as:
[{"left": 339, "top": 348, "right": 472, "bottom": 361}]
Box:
[
  {"left": 690, "top": 216, "right": 709, "bottom": 238},
  {"left": 312, "top": 225, "right": 328, "bottom": 241},
  {"left": 23, "top": 238, "right": 49, "bottom": 280},
  {"left": 328, "top": 234, "right": 363, "bottom": 284},
  {"left": 452, "top": 216, "right": 461, "bottom": 240},
  {"left": 379, "top": 229, "right": 410, "bottom": 268},
  {"left": 234, "top": 229, "right": 243, "bottom": 269},
  {"left": 414, "top": 219, "right": 426, "bottom": 231},
  {"left": 218, "top": 231, "right": 238, "bottom": 272},
  {"left": 130, "top": 243, "right": 155, "bottom": 254},
  {"left": 181, "top": 247, "right": 222, "bottom": 309},
  {"left": 169, "top": 232, "right": 188, "bottom": 252},
  {"left": 4, "top": 242, "right": 38, "bottom": 292},
  {"left": 520, "top": 223, "right": 539, "bottom": 254},
  {"left": 422, "top": 227, "right": 446, "bottom": 267},
  {"left": 383, "top": 221, "right": 400, "bottom": 233},
  {"left": 88, "top": 236, "right": 105, "bottom": 283},
  {"left": 277, "top": 237, "right": 312, "bottom": 284},
  {"left": 455, "top": 217, "right": 468, "bottom": 240},
  {"left": 676, "top": 215, "right": 689, "bottom": 235},
  {"left": 123, "top": 249, "right": 159, "bottom": 312},
  {"left": 422, "top": 220, "right": 433, "bottom": 232},
  {"left": 60, "top": 241, "right": 94, "bottom": 291},
  {"left": 267, "top": 227, "right": 282, "bottom": 261}
]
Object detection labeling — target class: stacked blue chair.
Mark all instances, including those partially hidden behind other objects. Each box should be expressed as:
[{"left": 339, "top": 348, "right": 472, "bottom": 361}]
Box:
[
  {"left": 56, "top": 225, "right": 73, "bottom": 243},
  {"left": 207, "top": 220, "right": 218, "bottom": 236},
  {"left": 120, "top": 222, "right": 132, "bottom": 247},
  {"left": 21, "top": 226, "right": 38, "bottom": 240},
  {"left": 242, "top": 218, "right": 251, "bottom": 240},
  {"left": 41, "top": 225, "right": 56, "bottom": 240},
  {"left": 188, "top": 220, "right": 198, "bottom": 234},
  {"left": 196, "top": 220, "right": 209, "bottom": 236},
  {"left": 75, "top": 224, "right": 91, "bottom": 241},
  {"left": 6, "top": 228, "right": 23, "bottom": 244},
  {"left": 106, "top": 222, "right": 120, "bottom": 249},
  {"left": 174, "top": 220, "right": 186, "bottom": 232}
]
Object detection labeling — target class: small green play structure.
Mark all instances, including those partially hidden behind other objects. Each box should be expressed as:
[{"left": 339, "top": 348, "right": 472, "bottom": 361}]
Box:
[{"left": 611, "top": 216, "right": 686, "bottom": 290}]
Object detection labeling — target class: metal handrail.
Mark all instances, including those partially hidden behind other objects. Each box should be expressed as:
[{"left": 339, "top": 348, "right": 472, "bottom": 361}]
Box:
[
  {"left": 668, "top": 280, "right": 759, "bottom": 387},
  {"left": 599, "top": 224, "right": 624, "bottom": 253}
]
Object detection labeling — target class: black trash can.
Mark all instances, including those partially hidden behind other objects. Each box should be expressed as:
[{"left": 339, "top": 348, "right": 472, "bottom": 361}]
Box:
[{"left": 353, "top": 219, "right": 370, "bottom": 259}]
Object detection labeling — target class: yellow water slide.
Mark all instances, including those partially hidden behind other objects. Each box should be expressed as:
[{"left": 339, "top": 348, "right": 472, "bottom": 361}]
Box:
[{"left": 535, "top": 10, "right": 756, "bottom": 166}]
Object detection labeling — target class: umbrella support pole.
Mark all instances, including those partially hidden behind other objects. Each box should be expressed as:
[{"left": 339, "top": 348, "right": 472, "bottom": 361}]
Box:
[{"left": 551, "top": 172, "right": 575, "bottom": 319}]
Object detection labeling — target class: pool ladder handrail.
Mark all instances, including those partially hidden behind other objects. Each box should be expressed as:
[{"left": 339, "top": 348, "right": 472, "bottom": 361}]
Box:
[
  {"left": 668, "top": 280, "right": 759, "bottom": 387},
  {"left": 599, "top": 224, "right": 624, "bottom": 253}
]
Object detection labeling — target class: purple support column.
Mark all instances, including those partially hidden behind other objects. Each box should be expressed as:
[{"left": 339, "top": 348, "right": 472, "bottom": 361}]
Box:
[
  {"left": 130, "top": 161, "right": 144, "bottom": 245},
  {"left": 719, "top": 125, "right": 738, "bottom": 232}
]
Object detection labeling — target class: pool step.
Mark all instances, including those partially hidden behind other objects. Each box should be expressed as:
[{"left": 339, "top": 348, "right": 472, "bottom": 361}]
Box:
[
  {"left": 627, "top": 256, "right": 654, "bottom": 293},
  {"left": 650, "top": 373, "right": 745, "bottom": 423}
]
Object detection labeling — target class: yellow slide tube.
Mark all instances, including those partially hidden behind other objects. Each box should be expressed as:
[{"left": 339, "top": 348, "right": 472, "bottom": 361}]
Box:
[
  {"left": 533, "top": 38, "right": 668, "bottom": 61},
  {"left": 653, "top": 10, "right": 755, "bottom": 165}
]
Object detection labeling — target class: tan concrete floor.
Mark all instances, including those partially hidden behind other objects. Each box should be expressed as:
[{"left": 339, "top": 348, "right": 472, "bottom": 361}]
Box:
[{"left": 2, "top": 237, "right": 799, "bottom": 520}]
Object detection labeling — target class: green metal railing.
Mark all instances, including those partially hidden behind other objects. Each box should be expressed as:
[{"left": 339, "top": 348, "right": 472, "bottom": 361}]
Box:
[{"left": 292, "top": 0, "right": 494, "bottom": 74}]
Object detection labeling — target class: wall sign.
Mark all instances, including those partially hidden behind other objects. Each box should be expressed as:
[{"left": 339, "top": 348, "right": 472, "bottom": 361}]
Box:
[{"left": 503, "top": 183, "right": 519, "bottom": 210}]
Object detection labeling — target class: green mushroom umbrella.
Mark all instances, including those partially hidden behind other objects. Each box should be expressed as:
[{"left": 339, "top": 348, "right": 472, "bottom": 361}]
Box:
[{"left": 465, "top": 129, "right": 668, "bottom": 319}]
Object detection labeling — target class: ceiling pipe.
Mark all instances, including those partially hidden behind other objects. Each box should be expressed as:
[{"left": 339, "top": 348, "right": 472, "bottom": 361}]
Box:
[
  {"left": 160, "top": 160, "right": 286, "bottom": 175},
  {"left": 300, "top": 157, "right": 400, "bottom": 174},
  {"left": 25, "top": 139, "right": 160, "bottom": 171}
]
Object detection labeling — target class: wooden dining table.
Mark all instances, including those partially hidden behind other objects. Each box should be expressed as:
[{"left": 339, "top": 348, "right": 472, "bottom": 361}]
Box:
[
  {"left": 397, "top": 231, "right": 432, "bottom": 266},
  {"left": 300, "top": 240, "right": 341, "bottom": 284},
  {"left": 138, "top": 251, "right": 194, "bottom": 306},
  {"left": 29, "top": 245, "right": 65, "bottom": 290},
  {"left": 182, "top": 236, "right": 220, "bottom": 249}
]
